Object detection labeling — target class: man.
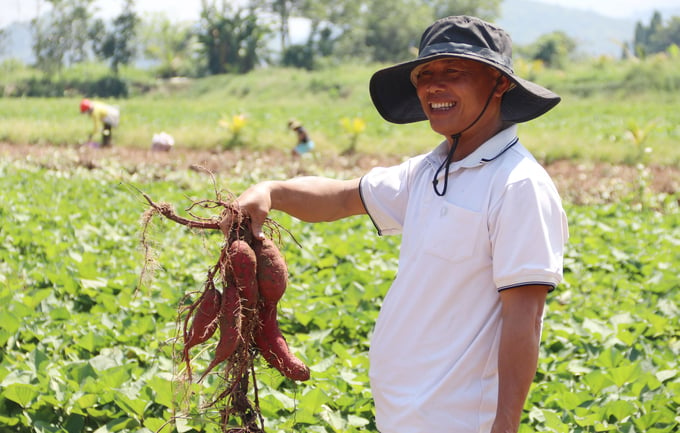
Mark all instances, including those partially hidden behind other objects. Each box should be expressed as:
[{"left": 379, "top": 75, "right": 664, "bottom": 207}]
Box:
[
  {"left": 80, "top": 98, "right": 120, "bottom": 147},
  {"left": 236, "top": 16, "right": 568, "bottom": 433}
]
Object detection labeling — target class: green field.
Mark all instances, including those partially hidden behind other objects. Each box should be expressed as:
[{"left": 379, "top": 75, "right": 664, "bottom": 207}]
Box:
[
  {"left": 1, "top": 57, "right": 679, "bottom": 432},
  {"left": 0, "top": 151, "right": 678, "bottom": 432},
  {"left": 1, "top": 59, "right": 680, "bottom": 164}
]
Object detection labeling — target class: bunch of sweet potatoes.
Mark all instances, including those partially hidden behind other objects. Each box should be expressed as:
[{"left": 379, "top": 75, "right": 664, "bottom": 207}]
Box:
[
  {"left": 139, "top": 191, "right": 309, "bottom": 383},
  {"left": 139, "top": 188, "right": 311, "bottom": 432},
  {"left": 183, "top": 235, "right": 310, "bottom": 383}
]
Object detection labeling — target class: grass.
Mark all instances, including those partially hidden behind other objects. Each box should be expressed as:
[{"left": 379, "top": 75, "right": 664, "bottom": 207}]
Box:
[{"left": 1, "top": 58, "right": 679, "bottom": 165}]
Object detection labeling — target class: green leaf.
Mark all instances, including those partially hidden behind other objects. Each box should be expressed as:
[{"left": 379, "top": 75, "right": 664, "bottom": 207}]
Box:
[
  {"left": 113, "top": 389, "right": 147, "bottom": 418},
  {"left": 64, "top": 413, "right": 85, "bottom": 433},
  {"left": 0, "top": 310, "right": 20, "bottom": 333},
  {"left": 76, "top": 332, "right": 98, "bottom": 352},
  {"left": 144, "top": 417, "right": 172, "bottom": 433},
  {"left": 2, "top": 383, "right": 39, "bottom": 407},
  {"left": 608, "top": 363, "right": 641, "bottom": 388},
  {"left": 656, "top": 369, "right": 677, "bottom": 382},
  {"left": 93, "top": 416, "right": 138, "bottom": 433},
  {"left": 541, "top": 409, "right": 569, "bottom": 433},
  {"left": 582, "top": 370, "right": 614, "bottom": 394},
  {"left": 604, "top": 400, "right": 636, "bottom": 422},
  {"left": 80, "top": 277, "right": 108, "bottom": 290},
  {"left": 145, "top": 376, "right": 174, "bottom": 409},
  {"left": 74, "top": 393, "right": 99, "bottom": 412}
]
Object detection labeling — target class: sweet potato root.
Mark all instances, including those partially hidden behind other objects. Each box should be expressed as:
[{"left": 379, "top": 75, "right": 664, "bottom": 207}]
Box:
[
  {"left": 254, "top": 301, "right": 310, "bottom": 382},
  {"left": 183, "top": 286, "right": 221, "bottom": 362},
  {"left": 228, "top": 240, "right": 259, "bottom": 310},
  {"left": 198, "top": 284, "right": 242, "bottom": 382},
  {"left": 252, "top": 238, "right": 288, "bottom": 303},
  {"left": 140, "top": 187, "right": 307, "bottom": 432}
]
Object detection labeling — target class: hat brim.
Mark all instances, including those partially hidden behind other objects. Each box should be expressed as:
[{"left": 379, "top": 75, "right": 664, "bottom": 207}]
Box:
[{"left": 369, "top": 53, "right": 560, "bottom": 124}]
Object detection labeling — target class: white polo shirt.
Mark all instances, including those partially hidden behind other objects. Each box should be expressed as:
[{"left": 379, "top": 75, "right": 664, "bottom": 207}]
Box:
[{"left": 359, "top": 125, "right": 568, "bottom": 433}]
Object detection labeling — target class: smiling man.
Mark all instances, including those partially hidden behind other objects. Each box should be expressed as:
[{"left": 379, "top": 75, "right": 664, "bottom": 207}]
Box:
[{"left": 236, "top": 15, "right": 569, "bottom": 433}]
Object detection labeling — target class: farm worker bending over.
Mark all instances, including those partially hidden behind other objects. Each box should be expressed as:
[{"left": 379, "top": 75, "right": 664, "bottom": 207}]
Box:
[
  {"left": 235, "top": 16, "right": 568, "bottom": 433},
  {"left": 288, "top": 119, "right": 315, "bottom": 156},
  {"left": 80, "top": 98, "right": 120, "bottom": 147}
]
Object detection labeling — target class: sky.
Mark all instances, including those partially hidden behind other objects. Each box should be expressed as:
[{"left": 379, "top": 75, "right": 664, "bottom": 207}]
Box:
[{"left": 2, "top": 0, "right": 679, "bottom": 28}]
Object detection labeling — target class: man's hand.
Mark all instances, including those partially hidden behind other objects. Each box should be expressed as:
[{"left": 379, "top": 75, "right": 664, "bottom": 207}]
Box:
[{"left": 235, "top": 181, "right": 274, "bottom": 240}]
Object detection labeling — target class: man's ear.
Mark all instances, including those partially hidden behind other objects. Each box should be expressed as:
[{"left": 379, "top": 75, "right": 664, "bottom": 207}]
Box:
[{"left": 495, "top": 74, "right": 513, "bottom": 97}]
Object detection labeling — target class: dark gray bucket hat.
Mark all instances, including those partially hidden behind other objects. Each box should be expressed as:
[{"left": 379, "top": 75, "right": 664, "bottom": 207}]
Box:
[{"left": 369, "top": 15, "right": 561, "bottom": 124}]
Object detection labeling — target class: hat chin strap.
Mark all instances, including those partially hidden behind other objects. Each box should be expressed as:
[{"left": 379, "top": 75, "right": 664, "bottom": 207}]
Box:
[{"left": 432, "top": 77, "right": 501, "bottom": 196}]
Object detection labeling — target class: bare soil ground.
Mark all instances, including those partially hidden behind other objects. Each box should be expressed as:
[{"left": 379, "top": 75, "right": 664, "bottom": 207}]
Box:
[{"left": 2, "top": 142, "right": 678, "bottom": 205}]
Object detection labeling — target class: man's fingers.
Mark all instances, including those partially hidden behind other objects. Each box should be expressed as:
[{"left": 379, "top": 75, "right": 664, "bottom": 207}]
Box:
[{"left": 251, "top": 221, "right": 265, "bottom": 240}]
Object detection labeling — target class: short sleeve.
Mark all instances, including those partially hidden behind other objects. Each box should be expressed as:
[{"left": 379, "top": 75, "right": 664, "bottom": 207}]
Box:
[
  {"left": 359, "top": 160, "right": 415, "bottom": 236},
  {"left": 489, "top": 176, "right": 569, "bottom": 290}
]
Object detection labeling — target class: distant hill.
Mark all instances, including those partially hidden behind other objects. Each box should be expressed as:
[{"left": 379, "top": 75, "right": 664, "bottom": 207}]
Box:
[
  {"left": 498, "top": 0, "right": 680, "bottom": 58},
  {"left": 497, "top": 0, "right": 635, "bottom": 58},
  {"left": 2, "top": 0, "right": 679, "bottom": 64},
  {"left": 1, "top": 21, "right": 33, "bottom": 64}
]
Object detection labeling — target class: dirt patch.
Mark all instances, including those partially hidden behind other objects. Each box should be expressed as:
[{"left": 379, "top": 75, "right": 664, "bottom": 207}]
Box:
[{"left": 2, "top": 142, "right": 678, "bottom": 205}]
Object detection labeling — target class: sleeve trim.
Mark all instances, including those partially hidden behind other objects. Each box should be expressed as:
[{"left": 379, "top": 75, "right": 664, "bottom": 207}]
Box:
[
  {"left": 358, "top": 174, "right": 383, "bottom": 236},
  {"left": 497, "top": 282, "right": 556, "bottom": 293}
]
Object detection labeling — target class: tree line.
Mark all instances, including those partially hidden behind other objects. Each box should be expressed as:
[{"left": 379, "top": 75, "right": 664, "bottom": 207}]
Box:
[
  {"left": 10, "top": 0, "right": 680, "bottom": 81},
  {"left": 20, "top": 0, "right": 512, "bottom": 78},
  {"left": 633, "top": 11, "right": 680, "bottom": 58}
]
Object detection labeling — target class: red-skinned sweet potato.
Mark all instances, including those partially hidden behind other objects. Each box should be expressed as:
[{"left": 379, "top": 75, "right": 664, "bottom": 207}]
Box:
[
  {"left": 254, "top": 301, "right": 310, "bottom": 381},
  {"left": 228, "top": 240, "right": 259, "bottom": 309},
  {"left": 252, "top": 238, "right": 288, "bottom": 303},
  {"left": 198, "top": 284, "right": 241, "bottom": 382},
  {"left": 183, "top": 286, "right": 221, "bottom": 364}
]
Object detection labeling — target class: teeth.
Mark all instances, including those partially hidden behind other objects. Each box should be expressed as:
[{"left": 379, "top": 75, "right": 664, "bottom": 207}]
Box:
[{"left": 430, "top": 101, "right": 454, "bottom": 109}]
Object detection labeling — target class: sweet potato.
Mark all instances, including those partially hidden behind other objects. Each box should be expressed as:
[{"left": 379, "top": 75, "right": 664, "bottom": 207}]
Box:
[
  {"left": 252, "top": 238, "right": 288, "bottom": 303},
  {"left": 198, "top": 284, "right": 241, "bottom": 382},
  {"left": 228, "top": 240, "right": 259, "bottom": 309},
  {"left": 183, "top": 286, "right": 221, "bottom": 363},
  {"left": 254, "top": 301, "right": 310, "bottom": 381}
]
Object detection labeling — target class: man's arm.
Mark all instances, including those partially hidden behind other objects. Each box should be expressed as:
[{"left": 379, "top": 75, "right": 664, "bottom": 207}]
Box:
[
  {"left": 236, "top": 177, "right": 365, "bottom": 239},
  {"left": 491, "top": 284, "right": 549, "bottom": 433}
]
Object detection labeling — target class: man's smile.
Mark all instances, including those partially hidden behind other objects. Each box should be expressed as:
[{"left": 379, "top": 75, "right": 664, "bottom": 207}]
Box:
[{"left": 429, "top": 101, "right": 456, "bottom": 111}]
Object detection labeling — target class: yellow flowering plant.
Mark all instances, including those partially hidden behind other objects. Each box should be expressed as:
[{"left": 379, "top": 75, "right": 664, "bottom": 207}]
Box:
[
  {"left": 219, "top": 114, "right": 248, "bottom": 148},
  {"left": 340, "top": 116, "right": 366, "bottom": 154}
]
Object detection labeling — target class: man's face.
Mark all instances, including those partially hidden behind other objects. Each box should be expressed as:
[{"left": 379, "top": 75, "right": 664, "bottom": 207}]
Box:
[{"left": 413, "top": 58, "right": 503, "bottom": 138}]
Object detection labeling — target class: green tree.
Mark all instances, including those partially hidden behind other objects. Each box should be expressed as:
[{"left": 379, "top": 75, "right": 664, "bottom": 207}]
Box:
[
  {"left": 633, "top": 11, "right": 680, "bottom": 57},
  {"left": 527, "top": 31, "right": 576, "bottom": 68},
  {"left": 364, "top": 0, "right": 432, "bottom": 62},
  {"left": 258, "top": 0, "right": 306, "bottom": 54},
  {"left": 648, "top": 16, "right": 680, "bottom": 54},
  {"left": 293, "top": 0, "right": 363, "bottom": 65},
  {"left": 341, "top": 0, "right": 502, "bottom": 63},
  {"left": 31, "top": 0, "right": 96, "bottom": 75},
  {"left": 426, "top": 0, "right": 501, "bottom": 21},
  {"left": 139, "top": 13, "right": 198, "bottom": 77},
  {"left": 90, "top": 0, "right": 139, "bottom": 75},
  {"left": 266, "top": 0, "right": 503, "bottom": 67},
  {"left": 196, "top": 0, "right": 270, "bottom": 75}
]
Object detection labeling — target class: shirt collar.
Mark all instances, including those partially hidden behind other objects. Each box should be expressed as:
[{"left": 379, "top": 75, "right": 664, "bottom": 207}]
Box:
[{"left": 428, "top": 124, "right": 519, "bottom": 173}]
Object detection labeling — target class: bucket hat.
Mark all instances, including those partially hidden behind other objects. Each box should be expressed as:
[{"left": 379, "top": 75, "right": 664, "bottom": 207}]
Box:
[{"left": 369, "top": 15, "right": 560, "bottom": 124}]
